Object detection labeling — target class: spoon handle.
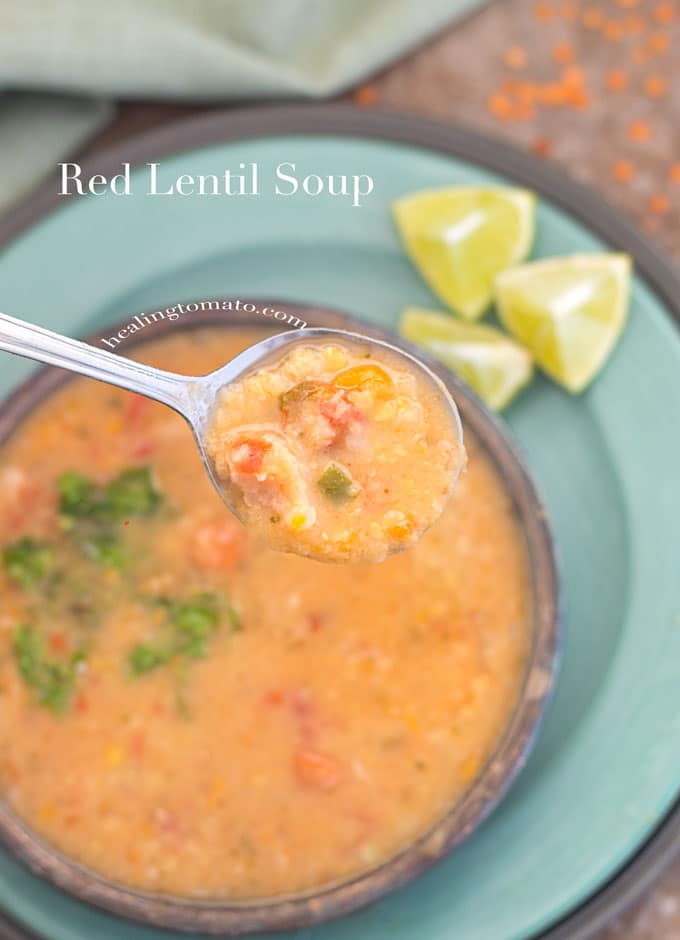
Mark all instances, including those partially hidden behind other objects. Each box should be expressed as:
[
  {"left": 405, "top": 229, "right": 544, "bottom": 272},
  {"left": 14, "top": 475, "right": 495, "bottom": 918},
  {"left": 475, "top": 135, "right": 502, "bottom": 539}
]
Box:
[{"left": 0, "top": 311, "right": 194, "bottom": 414}]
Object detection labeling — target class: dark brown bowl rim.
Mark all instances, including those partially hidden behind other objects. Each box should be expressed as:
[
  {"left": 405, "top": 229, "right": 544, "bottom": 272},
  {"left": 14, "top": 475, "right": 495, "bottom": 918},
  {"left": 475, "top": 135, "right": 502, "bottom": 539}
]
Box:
[{"left": 0, "top": 300, "right": 561, "bottom": 935}]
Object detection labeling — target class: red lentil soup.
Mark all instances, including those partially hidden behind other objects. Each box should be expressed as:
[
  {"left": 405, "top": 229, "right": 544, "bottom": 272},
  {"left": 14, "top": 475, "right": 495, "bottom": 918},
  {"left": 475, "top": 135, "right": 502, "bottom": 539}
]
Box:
[
  {"left": 205, "top": 340, "right": 463, "bottom": 563},
  {"left": 0, "top": 327, "right": 530, "bottom": 899}
]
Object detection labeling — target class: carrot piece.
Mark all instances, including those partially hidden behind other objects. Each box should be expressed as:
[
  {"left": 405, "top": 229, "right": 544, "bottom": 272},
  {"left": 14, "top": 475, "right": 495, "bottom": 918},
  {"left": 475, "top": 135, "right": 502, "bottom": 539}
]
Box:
[
  {"left": 670, "top": 164, "right": 680, "bottom": 184},
  {"left": 294, "top": 749, "right": 341, "bottom": 790}
]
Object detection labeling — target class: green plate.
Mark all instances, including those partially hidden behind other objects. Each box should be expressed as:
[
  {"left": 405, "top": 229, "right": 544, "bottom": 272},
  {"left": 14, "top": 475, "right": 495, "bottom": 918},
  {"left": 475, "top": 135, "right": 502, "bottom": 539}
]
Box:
[{"left": 1, "top": 106, "right": 680, "bottom": 940}]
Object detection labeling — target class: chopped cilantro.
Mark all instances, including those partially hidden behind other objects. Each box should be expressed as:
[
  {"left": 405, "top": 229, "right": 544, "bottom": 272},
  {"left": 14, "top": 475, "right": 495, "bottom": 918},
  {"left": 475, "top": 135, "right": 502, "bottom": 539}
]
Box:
[
  {"left": 13, "top": 625, "right": 83, "bottom": 714},
  {"left": 3, "top": 538, "right": 56, "bottom": 588},
  {"left": 57, "top": 466, "right": 162, "bottom": 567}
]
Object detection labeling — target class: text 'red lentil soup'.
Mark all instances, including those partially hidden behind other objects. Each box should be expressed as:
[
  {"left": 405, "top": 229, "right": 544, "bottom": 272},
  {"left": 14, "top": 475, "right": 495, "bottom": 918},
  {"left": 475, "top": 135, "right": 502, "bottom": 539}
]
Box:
[
  {"left": 0, "top": 327, "right": 530, "bottom": 899},
  {"left": 205, "top": 340, "right": 463, "bottom": 563}
]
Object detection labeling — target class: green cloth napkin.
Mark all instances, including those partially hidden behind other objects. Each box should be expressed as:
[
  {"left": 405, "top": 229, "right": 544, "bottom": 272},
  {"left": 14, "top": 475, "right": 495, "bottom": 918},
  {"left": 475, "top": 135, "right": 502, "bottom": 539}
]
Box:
[{"left": 0, "top": 0, "right": 483, "bottom": 214}]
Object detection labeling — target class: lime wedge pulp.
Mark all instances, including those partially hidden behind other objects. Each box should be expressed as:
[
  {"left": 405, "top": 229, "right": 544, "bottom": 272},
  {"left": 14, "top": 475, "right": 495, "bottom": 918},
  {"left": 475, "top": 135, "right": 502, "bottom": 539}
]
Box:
[
  {"left": 393, "top": 187, "right": 536, "bottom": 320},
  {"left": 400, "top": 307, "right": 534, "bottom": 411},
  {"left": 495, "top": 253, "right": 631, "bottom": 393}
]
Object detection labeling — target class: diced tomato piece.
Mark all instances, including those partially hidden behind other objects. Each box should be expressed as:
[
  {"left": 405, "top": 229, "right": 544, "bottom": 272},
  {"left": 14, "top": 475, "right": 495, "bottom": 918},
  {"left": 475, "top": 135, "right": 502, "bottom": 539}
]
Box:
[
  {"left": 294, "top": 749, "right": 341, "bottom": 790},
  {"left": 191, "top": 518, "right": 244, "bottom": 569},
  {"left": 230, "top": 438, "right": 271, "bottom": 474},
  {"left": 307, "top": 612, "right": 324, "bottom": 633},
  {"left": 75, "top": 692, "right": 89, "bottom": 714},
  {"left": 48, "top": 633, "right": 69, "bottom": 655},
  {"left": 126, "top": 394, "right": 148, "bottom": 424},
  {"left": 129, "top": 731, "right": 146, "bottom": 759},
  {"left": 319, "top": 392, "right": 363, "bottom": 433},
  {"left": 131, "top": 439, "right": 154, "bottom": 458}
]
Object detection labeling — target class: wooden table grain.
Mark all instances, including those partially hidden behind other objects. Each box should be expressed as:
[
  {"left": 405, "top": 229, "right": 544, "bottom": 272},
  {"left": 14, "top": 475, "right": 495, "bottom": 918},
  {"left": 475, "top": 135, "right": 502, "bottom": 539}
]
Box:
[{"left": 77, "top": 2, "right": 679, "bottom": 937}]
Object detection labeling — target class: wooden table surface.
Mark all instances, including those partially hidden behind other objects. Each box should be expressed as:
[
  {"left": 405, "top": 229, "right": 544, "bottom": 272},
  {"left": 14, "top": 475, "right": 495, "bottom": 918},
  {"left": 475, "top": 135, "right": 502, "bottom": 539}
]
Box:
[{"left": 76, "top": 1, "right": 678, "bottom": 937}]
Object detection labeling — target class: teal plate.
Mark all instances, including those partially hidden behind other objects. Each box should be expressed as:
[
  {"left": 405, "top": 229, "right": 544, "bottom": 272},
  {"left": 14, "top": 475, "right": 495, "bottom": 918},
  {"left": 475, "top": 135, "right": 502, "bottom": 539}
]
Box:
[{"left": 1, "top": 106, "right": 680, "bottom": 940}]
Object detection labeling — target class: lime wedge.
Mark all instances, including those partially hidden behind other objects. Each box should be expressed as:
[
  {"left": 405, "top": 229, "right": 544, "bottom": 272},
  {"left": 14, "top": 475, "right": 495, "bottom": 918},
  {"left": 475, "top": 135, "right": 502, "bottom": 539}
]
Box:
[
  {"left": 496, "top": 254, "right": 631, "bottom": 393},
  {"left": 400, "top": 307, "right": 533, "bottom": 411},
  {"left": 393, "top": 187, "right": 535, "bottom": 320}
]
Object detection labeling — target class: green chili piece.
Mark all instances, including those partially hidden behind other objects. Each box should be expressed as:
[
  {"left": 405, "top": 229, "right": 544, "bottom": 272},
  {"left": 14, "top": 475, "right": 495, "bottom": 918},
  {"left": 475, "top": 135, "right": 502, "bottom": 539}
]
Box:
[{"left": 317, "top": 464, "right": 358, "bottom": 504}]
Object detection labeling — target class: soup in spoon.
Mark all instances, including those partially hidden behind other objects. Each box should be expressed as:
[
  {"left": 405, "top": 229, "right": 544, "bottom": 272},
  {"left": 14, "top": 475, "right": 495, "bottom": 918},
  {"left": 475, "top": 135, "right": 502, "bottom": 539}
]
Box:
[{"left": 204, "top": 339, "right": 465, "bottom": 563}]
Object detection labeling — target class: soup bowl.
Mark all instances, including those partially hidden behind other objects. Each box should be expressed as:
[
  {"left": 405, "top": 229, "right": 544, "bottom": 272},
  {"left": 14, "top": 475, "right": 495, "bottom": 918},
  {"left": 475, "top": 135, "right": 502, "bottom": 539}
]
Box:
[{"left": 0, "top": 300, "right": 561, "bottom": 935}]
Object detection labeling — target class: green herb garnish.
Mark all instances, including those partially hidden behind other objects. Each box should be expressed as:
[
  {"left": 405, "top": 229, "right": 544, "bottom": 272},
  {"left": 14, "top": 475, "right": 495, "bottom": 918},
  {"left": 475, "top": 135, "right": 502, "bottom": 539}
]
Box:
[
  {"left": 104, "top": 467, "right": 162, "bottom": 519},
  {"left": 58, "top": 472, "right": 99, "bottom": 519},
  {"left": 317, "top": 463, "right": 359, "bottom": 504},
  {"left": 129, "top": 644, "right": 171, "bottom": 675},
  {"left": 13, "top": 625, "right": 83, "bottom": 714},
  {"left": 59, "top": 466, "right": 161, "bottom": 523},
  {"left": 173, "top": 593, "right": 220, "bottom": 658},
  {"left": 57, "top": 466, "right": 162, "bottom": 567},
  {"left": 3, "top": 538, "right": 56, "bottom": 588},
  {"left": 80, "top": 532, "right": 128, "bottom": 569},
  {"left": 128, "top": 592, "right": 236, "bottom": 678}
]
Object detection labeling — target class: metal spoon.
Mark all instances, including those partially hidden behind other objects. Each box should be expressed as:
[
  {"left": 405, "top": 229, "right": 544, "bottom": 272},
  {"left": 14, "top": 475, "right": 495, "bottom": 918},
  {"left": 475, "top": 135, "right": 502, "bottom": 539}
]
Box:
[{"left": 0, "top": 311, "right": 464, "bottom": 546}]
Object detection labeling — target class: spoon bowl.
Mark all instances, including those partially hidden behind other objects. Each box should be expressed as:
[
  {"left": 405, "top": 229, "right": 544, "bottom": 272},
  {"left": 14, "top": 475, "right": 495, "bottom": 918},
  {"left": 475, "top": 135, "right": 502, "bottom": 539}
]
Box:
[{"left": 0, "top": 314, "right": 464, "bottom": 557}]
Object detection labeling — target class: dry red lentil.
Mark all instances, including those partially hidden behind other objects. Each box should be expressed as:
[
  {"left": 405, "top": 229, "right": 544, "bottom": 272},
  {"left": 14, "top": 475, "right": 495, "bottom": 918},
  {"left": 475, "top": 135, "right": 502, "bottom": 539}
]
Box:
[
  {"left": 649, "top": 193, "right": 671, "bottom": 215},
  {"left": 531, "top": 137, "right": 554, "bottom": 158},
  {"left": 603, "top": 19, "right": 626, "bottom": 39},
  {"left": 560, "top": 1, "right": 579, "bottom": 21},
  {"left": 653, "top": 1, "right": 676, "bottom": 23},
  {"left": 605, "top": 69, "right": 629, "bottom": 91},
  {"left": 625, "top": 13, "right": 646, "bottom": 32},
  {"left": 353, "top": 85, "right": 378, "bottom": 107},
  {"left": 628, "top": 120, "right": 651, "bottom": 141},
  {"left": 613, "top": 160, "right": 636, "bottom": 182},
  {"left": 648, "top": 32, "right": 670, "bottom": 53},
  {"left": 534, "top": 1, "right": 555, "bottom": 21},
  {"left": 583, "top": 7, "right": 605, "bottom": 28},
  {"left": 552, "top": 41, "right": 575, "bottom": 64},
  {"left": 504, "top": 46, "right": 528, "bottom": 69},
  {"left": 644, "top": 74, "right": 667, "bottom": 97}
]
